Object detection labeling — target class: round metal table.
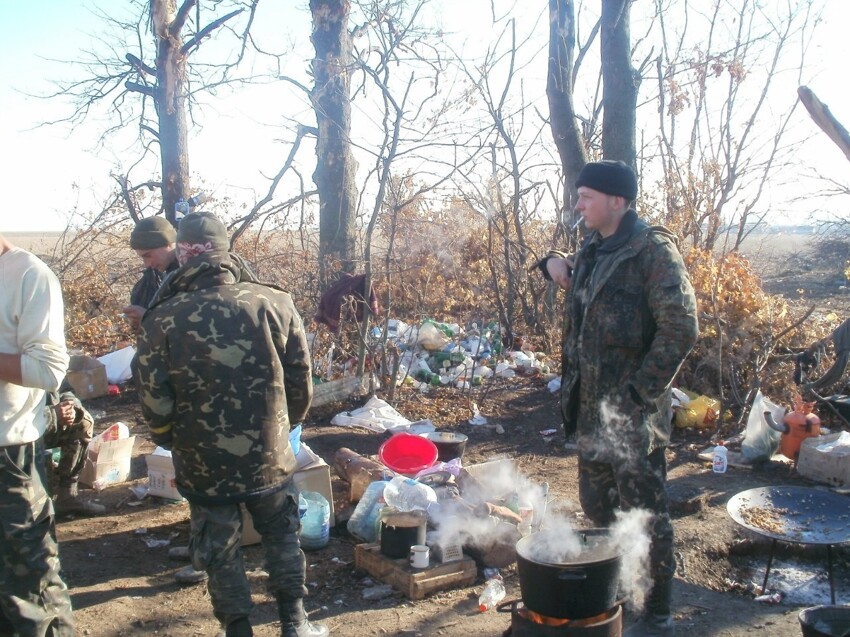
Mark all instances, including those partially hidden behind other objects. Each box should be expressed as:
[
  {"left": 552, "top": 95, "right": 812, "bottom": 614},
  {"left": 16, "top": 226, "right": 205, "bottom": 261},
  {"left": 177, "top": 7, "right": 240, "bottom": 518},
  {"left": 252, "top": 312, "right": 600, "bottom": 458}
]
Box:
[{"left": 727, "top": 486, "right": 850, "bottom": 604}]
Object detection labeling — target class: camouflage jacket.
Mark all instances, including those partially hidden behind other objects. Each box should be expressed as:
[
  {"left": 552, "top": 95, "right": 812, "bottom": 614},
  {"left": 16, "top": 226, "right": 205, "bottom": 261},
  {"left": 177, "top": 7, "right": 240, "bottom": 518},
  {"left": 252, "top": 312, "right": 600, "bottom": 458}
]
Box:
[
  {"left": 43, "top": 391, "right": 93, "bottom": 437},
  {"left": 134, "top": 251, "right": 313, "bottom": 505},
  {"left": 560, "top": 210, "right": 698, "bottom": 462}
]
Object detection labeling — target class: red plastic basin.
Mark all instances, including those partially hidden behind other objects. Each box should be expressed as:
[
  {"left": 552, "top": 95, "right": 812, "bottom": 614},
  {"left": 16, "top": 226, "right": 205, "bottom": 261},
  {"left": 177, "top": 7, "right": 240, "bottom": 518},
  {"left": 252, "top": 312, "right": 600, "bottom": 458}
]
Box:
[{"left": 379, "top": 433, "right": 438, "bottom": 475}]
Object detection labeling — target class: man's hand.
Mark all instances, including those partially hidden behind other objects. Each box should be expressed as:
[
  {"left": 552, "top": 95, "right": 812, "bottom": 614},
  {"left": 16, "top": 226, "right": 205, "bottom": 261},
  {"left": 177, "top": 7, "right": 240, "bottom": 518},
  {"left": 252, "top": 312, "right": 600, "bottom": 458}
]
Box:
[
  {"left": 531, "top": 250, "right": 575, "bottom": 291},
  {"left": 54, "top": 400, "right": 77, "bottom": 428},
  {"left": 546, "top": 256, "right": 575, "bottom": 291},
  {"left": 121, "top": 304, "right": 147, "bottom": 330}
]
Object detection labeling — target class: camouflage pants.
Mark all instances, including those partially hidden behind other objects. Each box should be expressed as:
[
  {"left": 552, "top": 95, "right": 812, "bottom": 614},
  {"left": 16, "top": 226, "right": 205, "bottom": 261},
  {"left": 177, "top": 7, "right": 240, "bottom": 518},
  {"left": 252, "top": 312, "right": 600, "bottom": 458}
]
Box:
[
  {"left": 43, "top": 417, "right": 92, "bottom": 488},
  {"left": 0, "top": 440, "right": 75, "bottom": 637},
  {"left": 188, "top": 481, "right": 307, "bottom": 626},
  {"left": 578, "top": 447, "right": 675, "bottom": 612}
]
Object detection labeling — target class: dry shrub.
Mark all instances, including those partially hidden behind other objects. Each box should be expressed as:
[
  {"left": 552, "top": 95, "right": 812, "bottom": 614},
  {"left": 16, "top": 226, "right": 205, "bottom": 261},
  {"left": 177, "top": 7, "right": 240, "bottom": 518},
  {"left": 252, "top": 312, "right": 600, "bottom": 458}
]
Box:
[
  {"left": 51, "top": 208, "right": 838, "bottom": 423},
  {"left": 680, "top": 248, "right": 835, "bottom": 410}
]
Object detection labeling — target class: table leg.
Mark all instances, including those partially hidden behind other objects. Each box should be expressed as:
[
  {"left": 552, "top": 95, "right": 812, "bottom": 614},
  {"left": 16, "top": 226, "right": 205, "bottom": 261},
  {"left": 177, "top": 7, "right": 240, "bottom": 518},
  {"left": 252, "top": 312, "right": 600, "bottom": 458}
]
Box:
[
  {"left": 762, "top": 539, "right": 777, "bottom": 594},
  {"left": 827, "top": 544, "right": 835, "bottom": 606}
]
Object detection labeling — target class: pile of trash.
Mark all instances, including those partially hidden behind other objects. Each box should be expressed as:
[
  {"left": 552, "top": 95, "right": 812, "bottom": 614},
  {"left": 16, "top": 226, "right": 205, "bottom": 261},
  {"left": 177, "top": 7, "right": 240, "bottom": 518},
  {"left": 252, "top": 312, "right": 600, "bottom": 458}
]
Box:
[
  {"left": 368, "top": 318, "right": 556, "bottom": 391},
  {"left": 335, "top": 446, "right": 547, "bottom": 569}
]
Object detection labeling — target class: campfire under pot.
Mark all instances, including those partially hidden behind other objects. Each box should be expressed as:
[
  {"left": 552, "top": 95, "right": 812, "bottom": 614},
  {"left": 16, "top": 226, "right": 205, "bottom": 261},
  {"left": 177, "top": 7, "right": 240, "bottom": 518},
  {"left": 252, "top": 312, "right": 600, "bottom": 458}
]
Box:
[
  {"left": 498, "top": 599, "right": 622, "bottom": 637},
  {"left": 515, "top": 529, "right": 622, "bottom": 620}
]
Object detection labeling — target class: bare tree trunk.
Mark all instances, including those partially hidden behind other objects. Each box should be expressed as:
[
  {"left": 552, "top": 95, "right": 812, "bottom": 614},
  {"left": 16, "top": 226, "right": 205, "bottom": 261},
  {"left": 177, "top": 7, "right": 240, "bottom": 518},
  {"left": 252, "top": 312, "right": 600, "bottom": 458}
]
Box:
[
  {"left": 600, "top": 0, "right": 638, "bottom": 167},
  {"left": 310, "top": 0, "right": 358, "bottom": 283},
  {"left": 152, "top": 0, "right": 191, "bottom": 226},
  {"left": 547, "top": 0, "right": 588, "bottom": 218},
  {"left": 798, "top": 86, "right": 850, "bottom": 163}
]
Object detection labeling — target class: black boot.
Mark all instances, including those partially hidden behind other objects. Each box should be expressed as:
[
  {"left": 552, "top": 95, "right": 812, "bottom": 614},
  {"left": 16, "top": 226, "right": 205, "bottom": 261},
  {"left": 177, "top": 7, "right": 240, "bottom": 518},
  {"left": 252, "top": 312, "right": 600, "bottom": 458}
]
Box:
[
  {"left": 278, "top": 598, "right": 329, "bottom": 637},
  {"left": 215, "top": 615, "right": 253, "bottom": 637},
  {"left": 226, "top": 617, "right": 253, "bottom": 637}
]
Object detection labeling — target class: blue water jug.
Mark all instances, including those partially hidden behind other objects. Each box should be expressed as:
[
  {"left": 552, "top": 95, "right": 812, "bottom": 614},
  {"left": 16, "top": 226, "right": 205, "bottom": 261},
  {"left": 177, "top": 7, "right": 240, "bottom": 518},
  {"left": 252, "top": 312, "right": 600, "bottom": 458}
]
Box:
[{"left": 299, "top": 491, "right": 330, "bottom": 551}]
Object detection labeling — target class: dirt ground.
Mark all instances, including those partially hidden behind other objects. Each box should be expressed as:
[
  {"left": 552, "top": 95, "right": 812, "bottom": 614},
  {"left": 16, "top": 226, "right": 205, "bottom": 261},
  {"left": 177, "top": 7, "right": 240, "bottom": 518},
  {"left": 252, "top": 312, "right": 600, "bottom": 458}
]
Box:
[{"left": 55, "top": 230, "right": 850, "bottom": 637}]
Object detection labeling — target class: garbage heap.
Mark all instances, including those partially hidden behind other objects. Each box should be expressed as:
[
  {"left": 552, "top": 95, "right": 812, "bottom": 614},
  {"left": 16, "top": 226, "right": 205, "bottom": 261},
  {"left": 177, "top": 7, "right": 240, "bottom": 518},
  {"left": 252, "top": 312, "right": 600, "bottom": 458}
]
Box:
[{"left": 336, "top": 449, "right": 545, "bottom": 569}]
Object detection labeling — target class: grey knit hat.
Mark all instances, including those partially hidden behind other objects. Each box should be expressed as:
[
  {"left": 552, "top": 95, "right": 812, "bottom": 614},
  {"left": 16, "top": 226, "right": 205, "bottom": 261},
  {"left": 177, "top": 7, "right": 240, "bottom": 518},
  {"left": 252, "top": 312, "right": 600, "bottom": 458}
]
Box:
[
  {"left": 575, "top": 160, "right": 638, "bottom": 201},
  {"left": 129, "top": 216, "right": 177, "bottom": 249},
  {"left": 176, "top": 212, "right": 229, "bottom": 252}
]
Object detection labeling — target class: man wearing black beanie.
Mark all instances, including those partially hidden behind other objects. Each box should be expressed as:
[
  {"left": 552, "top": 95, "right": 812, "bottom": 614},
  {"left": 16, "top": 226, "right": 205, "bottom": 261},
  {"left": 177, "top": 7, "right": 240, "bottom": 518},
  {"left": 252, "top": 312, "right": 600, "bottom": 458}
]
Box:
[{"left": 540, "top": 160, "right": 698, "bottom": 637}]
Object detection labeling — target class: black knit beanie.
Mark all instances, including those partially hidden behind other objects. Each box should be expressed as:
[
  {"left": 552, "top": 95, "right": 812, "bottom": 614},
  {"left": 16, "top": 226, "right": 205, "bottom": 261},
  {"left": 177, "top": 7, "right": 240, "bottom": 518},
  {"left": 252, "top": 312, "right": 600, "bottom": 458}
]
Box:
[
  {"left": 130, "top": 216, "right": 177, "bottom": 249},
  {"left": 176, "top": 212, "right": 229, "bottom": 252},
  {"left": 575, "top": 160, "right": 638, "bottom": 201}
]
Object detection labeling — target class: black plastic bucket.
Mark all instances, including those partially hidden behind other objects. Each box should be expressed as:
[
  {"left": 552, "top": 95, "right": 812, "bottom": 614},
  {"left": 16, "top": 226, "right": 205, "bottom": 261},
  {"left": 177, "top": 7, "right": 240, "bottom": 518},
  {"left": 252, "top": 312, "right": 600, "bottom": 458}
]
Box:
[{"left": 799, "top": 606, "right": 850, "bottom": 637}]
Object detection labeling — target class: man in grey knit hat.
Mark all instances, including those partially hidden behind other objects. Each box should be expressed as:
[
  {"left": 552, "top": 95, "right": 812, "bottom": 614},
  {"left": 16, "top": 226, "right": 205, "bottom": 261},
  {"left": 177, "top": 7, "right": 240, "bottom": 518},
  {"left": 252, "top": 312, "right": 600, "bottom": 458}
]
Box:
[{"left": 122, "top": 216, "right": 179, "bottom": 330}]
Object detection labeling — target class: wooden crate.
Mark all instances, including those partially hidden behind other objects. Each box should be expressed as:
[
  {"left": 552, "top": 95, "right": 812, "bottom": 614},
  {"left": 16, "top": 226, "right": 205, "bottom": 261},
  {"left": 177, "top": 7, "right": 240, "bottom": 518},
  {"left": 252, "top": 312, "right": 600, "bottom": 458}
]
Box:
[{"left": 354, "top": 543, "right": 477, "bottom": 600}]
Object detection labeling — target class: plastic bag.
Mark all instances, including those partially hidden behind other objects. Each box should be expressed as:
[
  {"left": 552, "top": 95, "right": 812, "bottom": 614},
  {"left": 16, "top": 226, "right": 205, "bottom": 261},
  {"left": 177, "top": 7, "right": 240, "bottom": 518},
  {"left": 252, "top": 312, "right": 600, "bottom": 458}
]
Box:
[
  {"left": 741, "top": 390, "right": 784, "bottom": 462},
  {"left": 673, "top": 394, "right": 720, "bottom": 429}
]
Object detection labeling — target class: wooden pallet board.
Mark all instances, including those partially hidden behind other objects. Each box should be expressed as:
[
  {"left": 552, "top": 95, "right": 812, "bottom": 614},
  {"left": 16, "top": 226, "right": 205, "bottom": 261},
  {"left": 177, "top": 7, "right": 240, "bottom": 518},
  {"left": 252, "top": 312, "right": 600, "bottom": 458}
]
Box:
[{"left": 354, "top": 543, "right": 477, "bottom": 600}]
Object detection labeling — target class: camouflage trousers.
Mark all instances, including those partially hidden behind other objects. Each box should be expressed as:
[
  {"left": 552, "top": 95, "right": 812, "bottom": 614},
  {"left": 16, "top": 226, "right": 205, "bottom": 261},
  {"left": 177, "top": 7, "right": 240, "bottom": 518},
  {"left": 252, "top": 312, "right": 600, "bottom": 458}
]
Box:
[
  {"left": 188, "top": 481, "right": 307, "bottom": 626},
  {"left": 0, "top": 440, "right": 75, "bottom": 637},
  {"left": 43, "top": 417, "right": 92, "bottom": 488},
  {"left": 578, "top": 447, "right": 675, "bottom": 613}
]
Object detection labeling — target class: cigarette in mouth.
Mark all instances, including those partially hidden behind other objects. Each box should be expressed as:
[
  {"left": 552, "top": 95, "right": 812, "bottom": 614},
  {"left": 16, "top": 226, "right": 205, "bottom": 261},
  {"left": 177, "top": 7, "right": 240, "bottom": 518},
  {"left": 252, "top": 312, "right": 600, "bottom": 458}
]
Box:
[{"left": 571, "top": 217, "right": 584, "bottom": 232}]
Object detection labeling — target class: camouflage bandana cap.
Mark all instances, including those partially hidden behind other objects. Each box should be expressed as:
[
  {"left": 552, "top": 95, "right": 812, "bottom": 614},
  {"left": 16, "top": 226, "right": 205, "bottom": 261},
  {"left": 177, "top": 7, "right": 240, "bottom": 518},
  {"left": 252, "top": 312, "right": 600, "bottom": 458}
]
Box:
[{"left": 176, "top": 212, "right": 229, "bottom": 258}]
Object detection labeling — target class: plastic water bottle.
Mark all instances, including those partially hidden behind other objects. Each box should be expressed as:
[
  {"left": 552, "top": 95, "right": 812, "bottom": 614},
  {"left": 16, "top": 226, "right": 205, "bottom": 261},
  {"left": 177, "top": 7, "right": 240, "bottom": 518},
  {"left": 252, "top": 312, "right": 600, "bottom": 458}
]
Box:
[
  {"left": 713, "top": 441, "right": 728, "bottom": 474},
  {"left": 478, "top": 575, "right": 506, "bottom": 612},
  {"left": 383, "top": 476, "right": 437, "bottom": 512},
  {"left": 347, "top": 480, "right": 388, "bottom": 543},
  {"left": 174, "top": 199, "right": 190, "bottom": 219},
  {"left": 299, "top": 491, "right": 330, "bottom": 551},
  {"left": 298, "top": 493, "right": 308, "bottom": 520}
]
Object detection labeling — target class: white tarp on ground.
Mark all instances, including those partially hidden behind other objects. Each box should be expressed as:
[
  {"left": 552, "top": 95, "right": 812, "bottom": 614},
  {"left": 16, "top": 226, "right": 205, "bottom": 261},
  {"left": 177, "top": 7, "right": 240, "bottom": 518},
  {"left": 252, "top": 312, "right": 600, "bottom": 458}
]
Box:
[{"left": 330, "top": 395, "right": 435, "bottom": 434}]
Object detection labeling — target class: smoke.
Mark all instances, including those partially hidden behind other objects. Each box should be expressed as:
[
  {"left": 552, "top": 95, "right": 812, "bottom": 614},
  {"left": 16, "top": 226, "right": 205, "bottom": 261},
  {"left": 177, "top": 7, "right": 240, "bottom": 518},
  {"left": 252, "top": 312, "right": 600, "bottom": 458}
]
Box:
[
  {"left": 593, "top": 397, "right": 642, "bottom": 466},
  {"left": 610, "top": 508, "right": 653, "bottom": 612},
  {"left": 429, "top": 458, "right": 551, "bottom": 551}
]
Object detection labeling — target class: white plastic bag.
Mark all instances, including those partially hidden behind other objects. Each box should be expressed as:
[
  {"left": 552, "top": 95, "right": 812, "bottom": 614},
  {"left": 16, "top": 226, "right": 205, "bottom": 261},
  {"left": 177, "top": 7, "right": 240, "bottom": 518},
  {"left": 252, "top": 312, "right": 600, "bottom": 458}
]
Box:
[{"left": 741, "top": 391, "right": 784, "bottom": 462}]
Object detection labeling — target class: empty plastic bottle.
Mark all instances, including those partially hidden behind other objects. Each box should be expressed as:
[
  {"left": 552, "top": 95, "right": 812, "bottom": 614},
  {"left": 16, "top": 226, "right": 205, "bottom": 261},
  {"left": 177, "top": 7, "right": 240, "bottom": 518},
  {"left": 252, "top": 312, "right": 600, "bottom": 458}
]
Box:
[
  {"left": 347, "top": 480, "right": 388, "bottom": 543},
  {"left": 712, "top": 441, "right": 728, "bottom": 474},
  {"left": 478, "top": 575, "right": 506, "bottom": 612},
  {"left": 383, "top": 476, "right": 437, "bottom": 512}
]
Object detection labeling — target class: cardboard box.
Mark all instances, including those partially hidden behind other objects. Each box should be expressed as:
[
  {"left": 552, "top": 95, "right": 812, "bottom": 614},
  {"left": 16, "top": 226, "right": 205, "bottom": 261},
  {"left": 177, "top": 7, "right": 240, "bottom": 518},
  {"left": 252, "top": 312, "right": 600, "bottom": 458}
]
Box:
[
  {"left": 145, "top": 448, "right": 184, "bottom": 501},
  {"left": 797, "top": 432, "right": 850, "bottom": 487},
  {"left": 79, "top": 437, "right": 135, "bottom": 490},
  {"left": 242, "top": 443, "right": 335, "bottom": 546},
  {"left": 66, "top": 355, "right": 109, "bottom": 400}
]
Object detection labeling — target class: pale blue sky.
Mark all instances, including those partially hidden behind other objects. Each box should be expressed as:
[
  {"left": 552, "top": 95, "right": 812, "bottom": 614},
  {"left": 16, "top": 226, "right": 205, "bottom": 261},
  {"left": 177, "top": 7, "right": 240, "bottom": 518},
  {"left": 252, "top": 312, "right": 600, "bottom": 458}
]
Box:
[{"left": 1, "top": 1, "right": 848, "bottom": 232}]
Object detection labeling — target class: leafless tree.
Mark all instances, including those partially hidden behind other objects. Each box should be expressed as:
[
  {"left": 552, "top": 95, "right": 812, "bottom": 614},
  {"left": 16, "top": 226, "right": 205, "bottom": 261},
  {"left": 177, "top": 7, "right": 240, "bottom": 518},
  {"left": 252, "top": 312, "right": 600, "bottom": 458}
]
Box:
[
  {"left": 46, "top": 0, "right": 277, "bottom": 224},
  {"left": 651, "top": 0, "right": 820, "bottom": 250}
]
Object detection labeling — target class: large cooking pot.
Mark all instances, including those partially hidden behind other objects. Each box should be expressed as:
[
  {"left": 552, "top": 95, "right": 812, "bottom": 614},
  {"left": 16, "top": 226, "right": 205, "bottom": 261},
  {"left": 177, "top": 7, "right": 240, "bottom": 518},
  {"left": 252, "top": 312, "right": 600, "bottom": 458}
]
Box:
[
  {"left": 421, "top": 432, "right": 468, "bottom": 462},
  {"left": 515, "top": 529, "right": 621, "bottom": 619}
]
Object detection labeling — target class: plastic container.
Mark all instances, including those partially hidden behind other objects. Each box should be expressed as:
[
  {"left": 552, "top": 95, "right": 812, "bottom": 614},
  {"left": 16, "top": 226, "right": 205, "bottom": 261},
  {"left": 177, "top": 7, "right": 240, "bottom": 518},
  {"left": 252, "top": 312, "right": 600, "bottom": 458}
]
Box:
[
  {"left": 378, "top": 433, "right": 438, "bottom": 476},
  {"left": 289, "top": 424, "right": 302, "bottom": 457},
  {"left": 478, "top": 576, "right": 506, "bottom": 612},
  {"left": 347, "top": 480, "right": 388, "bottom": 543},
  {"left": 174, "top": 199, "right": 190, "bottom": 218},
  {"left": 299, "top": 491, "right": 330, "bottom": 551},
  {"left": 383, "top": 476, "right": 437, "bottom": 512},
  {"left": 713, "top": 442, "right": 728, "bottom": 474}
]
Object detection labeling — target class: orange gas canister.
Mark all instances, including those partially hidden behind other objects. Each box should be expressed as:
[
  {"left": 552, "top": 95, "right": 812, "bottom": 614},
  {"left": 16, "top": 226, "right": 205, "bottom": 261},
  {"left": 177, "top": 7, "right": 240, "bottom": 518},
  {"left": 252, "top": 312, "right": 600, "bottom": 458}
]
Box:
[{"left": 779, "top": 398, "right": 821, "bottom": 462}]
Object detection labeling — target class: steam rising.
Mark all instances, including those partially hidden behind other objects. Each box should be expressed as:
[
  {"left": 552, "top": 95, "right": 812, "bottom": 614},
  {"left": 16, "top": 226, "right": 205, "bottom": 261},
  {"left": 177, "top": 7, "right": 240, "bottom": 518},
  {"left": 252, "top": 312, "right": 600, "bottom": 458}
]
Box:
[{"left": 611, "top": 508, "right": 653, "bottom": 612}]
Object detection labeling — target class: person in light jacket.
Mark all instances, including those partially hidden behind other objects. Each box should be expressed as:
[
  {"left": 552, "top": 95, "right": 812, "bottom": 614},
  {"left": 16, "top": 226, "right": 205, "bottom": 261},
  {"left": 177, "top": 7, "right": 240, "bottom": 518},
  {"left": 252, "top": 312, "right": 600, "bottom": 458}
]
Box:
[{"left": 0, "top": 232, "right": 74, "bottom": 637}]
